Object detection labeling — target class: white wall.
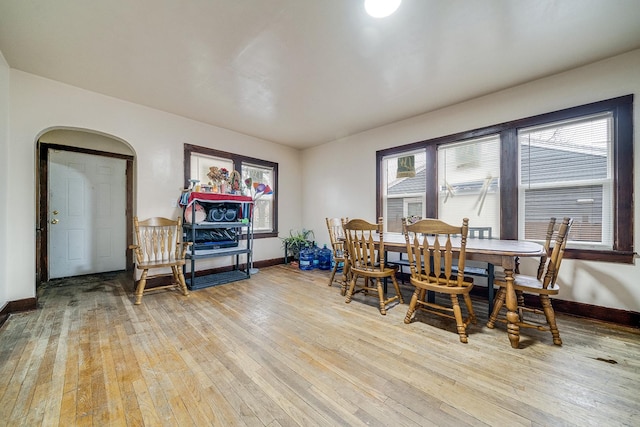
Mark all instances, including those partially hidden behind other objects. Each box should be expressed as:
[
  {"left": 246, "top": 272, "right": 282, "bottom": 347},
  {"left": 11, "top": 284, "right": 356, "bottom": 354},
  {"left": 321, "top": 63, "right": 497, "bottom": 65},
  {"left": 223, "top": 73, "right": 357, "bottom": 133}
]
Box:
[
  {"left": 7, "top": 70, "right": 301, "bottom": 301},
  {"left": 0, "top": 52, "right": 9, "bottom": 309},
  {"left": 302, "top": 49, "right": 640, "bottom": 313}
]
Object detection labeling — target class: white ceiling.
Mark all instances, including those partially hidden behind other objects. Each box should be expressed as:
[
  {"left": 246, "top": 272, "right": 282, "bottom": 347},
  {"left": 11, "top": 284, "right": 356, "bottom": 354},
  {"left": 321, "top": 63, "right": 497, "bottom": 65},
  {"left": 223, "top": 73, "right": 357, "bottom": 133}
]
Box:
[{"left": 1, "top": 0, "right": 639, "bottom": 149}]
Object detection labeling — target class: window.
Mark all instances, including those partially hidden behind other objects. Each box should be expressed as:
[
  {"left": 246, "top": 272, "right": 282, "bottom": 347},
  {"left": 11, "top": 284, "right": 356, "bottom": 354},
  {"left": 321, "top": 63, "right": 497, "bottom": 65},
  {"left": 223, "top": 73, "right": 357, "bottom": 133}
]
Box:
[
  {"left": 376, "top": 95, "right": 634, "bottom": 263},
  {"left": 438, "top": 136, "right": 501, "bottom": 236},
  {"left": 519, "top": 113, "right": 613, "bottom": 249},
  {"left": 381, "top": 150, "right": 426, "bottom": 232},
  {"left": 242, "top": 162, "right": 275, "bottom": 233},
  {"left": 184, "top": 144, "right": 278, "bottom": 237}
]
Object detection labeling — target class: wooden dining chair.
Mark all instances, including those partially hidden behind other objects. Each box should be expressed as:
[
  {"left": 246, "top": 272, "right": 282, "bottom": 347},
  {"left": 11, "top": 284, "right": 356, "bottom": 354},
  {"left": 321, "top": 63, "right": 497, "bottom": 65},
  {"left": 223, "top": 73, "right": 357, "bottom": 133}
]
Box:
[
  {"left": 325, "top": 217, "right": 350, "bottom": 295},
  {"left": 342, "top": 217, "right": 404, "bottom": 315},
  {"left": 486, "top": 217, "right": 572, "bottom": 345},
  {"left": 402, "top": 217, "right": 476, "bottom": 343},
  {"left": 129, "top": 216, "right": 191, "bottom": 305}
]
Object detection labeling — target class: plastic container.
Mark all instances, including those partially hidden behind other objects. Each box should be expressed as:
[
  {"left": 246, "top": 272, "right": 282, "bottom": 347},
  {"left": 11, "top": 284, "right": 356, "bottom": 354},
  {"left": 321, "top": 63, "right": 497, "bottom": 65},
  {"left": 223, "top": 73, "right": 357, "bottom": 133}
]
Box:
[
  {"left": 299, "top": 245, "right": 315, "bottom": 270},
  {"left": 318, "top": 244, "right": 332, "bottom": 270},
  {"left": 312, "top": 244, "right": 320, "bottom": 269}
]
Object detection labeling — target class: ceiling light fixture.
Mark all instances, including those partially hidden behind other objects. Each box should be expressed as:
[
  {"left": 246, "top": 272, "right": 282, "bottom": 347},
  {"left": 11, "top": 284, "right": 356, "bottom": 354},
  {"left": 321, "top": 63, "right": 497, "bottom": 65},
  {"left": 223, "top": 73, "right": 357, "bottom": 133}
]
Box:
[{"left": 364, "top": 0, "right": 401, "bottom": 18}]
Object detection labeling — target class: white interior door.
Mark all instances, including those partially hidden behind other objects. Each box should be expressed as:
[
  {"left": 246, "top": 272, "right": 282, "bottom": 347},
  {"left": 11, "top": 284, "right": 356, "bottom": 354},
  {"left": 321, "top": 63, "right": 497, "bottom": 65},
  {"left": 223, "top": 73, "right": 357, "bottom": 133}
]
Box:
[{"left": 49, "top": 150, "right": 126, "bottom": 279}]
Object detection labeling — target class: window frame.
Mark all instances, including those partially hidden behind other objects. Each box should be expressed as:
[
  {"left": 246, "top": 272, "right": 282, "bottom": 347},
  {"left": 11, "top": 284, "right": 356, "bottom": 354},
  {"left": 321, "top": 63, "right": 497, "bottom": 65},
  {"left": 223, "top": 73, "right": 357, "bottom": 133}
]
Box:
[
  {"left": 184, "top": 143, "right": 278, "bottom": 239},
  {"left": 376, "top": 95, "right": 634, "bottom": 263}
]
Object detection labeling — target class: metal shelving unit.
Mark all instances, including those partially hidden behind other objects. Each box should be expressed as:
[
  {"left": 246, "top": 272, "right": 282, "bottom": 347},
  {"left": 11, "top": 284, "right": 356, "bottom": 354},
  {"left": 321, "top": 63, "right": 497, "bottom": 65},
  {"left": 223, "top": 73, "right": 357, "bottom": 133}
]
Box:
[{"left": 181, "top": 193, "right": 253, "bottom": 290}]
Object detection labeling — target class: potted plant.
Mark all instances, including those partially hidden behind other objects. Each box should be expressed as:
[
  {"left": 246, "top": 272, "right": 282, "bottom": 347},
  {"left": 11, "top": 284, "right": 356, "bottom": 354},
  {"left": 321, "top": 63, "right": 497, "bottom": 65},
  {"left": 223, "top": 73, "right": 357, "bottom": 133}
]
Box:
[{"left": 281, "top": 229, "right": 315, "bottom": 262}]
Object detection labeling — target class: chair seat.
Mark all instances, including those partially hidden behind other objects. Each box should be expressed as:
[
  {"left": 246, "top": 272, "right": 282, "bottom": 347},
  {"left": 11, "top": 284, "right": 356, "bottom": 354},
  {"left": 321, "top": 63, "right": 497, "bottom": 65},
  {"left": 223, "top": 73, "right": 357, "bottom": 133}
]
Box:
[
  {"left": 350, "top": 265, "right": 398, "bottom": 278},
  {"left": 135, "top": 258, "right": 186, "bottom": 269},
  {"left": 409, "top": 275, "right": 473, "bottom": 295},
  {"left": 495, "top": 274, "right": 560, "bottom": 295}
]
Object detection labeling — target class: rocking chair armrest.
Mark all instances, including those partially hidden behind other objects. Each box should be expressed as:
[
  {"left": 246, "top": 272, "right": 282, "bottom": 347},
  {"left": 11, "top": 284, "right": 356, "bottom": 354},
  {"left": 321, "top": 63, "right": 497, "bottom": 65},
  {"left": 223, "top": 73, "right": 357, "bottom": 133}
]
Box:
[{"left": 177, "top": 241, "right": 192, "bottom": 259}]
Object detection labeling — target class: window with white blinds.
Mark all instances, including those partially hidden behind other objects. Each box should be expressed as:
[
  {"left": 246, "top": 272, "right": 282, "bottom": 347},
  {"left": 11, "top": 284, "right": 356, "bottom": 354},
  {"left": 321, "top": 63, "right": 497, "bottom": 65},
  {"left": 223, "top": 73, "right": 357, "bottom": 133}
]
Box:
[
  {"left": 438, "top": 135, "right": 501, "bottom": 236},
  {"left": 519, "top": 113, "right": 613, "bottom": 249}
]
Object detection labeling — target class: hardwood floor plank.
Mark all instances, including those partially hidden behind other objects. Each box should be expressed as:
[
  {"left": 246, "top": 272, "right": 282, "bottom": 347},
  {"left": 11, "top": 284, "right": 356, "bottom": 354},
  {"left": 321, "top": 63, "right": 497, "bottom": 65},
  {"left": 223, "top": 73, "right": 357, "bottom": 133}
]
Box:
[{"left": 112, "top": 323, "right": 145, "bottom": 426}]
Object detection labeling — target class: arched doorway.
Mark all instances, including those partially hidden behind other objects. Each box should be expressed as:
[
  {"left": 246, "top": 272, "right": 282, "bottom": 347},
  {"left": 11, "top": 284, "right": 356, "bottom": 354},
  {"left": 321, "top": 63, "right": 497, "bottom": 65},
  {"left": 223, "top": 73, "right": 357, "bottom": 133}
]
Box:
[{"left": 36, "top": 128, "right": 135, "bottom": 286}]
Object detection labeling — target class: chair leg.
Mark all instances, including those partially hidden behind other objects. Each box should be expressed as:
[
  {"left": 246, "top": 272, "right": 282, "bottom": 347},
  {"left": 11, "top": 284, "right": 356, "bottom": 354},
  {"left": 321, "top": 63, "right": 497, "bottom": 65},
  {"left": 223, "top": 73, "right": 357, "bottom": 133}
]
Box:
[
  {"left": 341, "top": 279, "right": 348, "bottom": 296},
  {"left": 345, "top": 274, "right": 357, "bottom": 303},
  {"left": 376, "top": 279, "right": 387, "bottom": 315},
  {"left": 340, "top": 263, "right": 350, "bottom": 296},
  {"left": 135, "top": 269, "right": 148, "bottom": 305},
  {"left": 486, "top": 287, "right": 506, "bottom": 328},
  {"left": 462, "top": 293, "right": 476, "bottom": 325},
  {"left": 328, "top": 265, "right": 338, "bottom": 287},
  {"left": 404, "top": 288, "right": 420, "bottom": 324},
  {"left": 390, "top": 275, "right": 405, "bottom": 304},
  {"left": 173, "top": 266, "right": 190, "bottom": 297},
  {"left": 451, "top": 294, "right": 468, "bottom": 343},
  {"left": 540, "top": 295, "right": 562, "bottom": 345},
  {"left": 516, "top": 290, "right": 525, "bottom": 321}
]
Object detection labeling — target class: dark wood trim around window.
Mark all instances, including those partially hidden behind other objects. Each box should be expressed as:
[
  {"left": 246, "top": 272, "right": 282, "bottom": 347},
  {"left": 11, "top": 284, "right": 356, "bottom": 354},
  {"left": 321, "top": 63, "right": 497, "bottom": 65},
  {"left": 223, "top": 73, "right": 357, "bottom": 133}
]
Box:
[
  {"left": 183, "top": 143, "right": 279, "bottom": 238},
  {"left": 377, "top": 95, "right": 634, "bottom": 263}
]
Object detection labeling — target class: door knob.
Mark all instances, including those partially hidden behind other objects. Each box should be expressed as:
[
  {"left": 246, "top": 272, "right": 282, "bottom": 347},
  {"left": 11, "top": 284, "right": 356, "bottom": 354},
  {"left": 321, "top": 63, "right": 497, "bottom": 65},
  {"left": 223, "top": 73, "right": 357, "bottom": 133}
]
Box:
[
  {"left": 53, "top": 210, "right": 59, "bottom": 215},
  {"left": 51, "top": 219, "right": 59, "bottom": 224}
]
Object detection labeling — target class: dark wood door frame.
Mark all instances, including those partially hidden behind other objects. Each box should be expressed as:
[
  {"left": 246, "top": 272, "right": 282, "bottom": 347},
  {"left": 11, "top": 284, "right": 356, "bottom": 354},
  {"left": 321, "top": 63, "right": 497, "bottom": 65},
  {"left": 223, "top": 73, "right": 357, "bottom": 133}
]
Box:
[{"left": 37, "top": 142, "right": 135, "bottom": 286}]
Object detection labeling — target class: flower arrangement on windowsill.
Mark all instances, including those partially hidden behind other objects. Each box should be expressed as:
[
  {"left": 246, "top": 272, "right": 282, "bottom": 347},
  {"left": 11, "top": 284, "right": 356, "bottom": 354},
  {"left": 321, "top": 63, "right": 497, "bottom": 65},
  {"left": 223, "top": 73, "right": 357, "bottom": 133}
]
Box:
[
  {"left": 204, "top": 167, "right": 245, "bottom": 194},
  {"left": 244, "top": 178, "right": 273, "bottom": 200}
]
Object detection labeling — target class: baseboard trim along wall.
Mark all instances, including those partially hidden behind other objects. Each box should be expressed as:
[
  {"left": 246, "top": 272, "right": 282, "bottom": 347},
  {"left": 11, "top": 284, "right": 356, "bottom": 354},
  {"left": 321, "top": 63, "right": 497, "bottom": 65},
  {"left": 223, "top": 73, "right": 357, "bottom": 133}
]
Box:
[{"left": 0, "top": 297, "right": 38, "bottom": 328}]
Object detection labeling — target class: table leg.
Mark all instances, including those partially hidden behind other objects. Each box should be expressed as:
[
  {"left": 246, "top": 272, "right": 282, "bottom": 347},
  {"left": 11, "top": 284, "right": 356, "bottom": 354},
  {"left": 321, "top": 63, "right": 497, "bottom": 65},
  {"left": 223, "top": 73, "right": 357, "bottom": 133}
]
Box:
[{"left": 502, "top": 255, "right": 520, "bottom": 348}]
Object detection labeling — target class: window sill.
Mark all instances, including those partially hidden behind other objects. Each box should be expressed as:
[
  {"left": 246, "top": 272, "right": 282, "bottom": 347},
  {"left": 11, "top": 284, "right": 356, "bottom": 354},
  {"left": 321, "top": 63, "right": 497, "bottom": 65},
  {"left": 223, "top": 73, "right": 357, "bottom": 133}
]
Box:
[{"left": 564, "top": 248, "right": 636, "bottom": 264}]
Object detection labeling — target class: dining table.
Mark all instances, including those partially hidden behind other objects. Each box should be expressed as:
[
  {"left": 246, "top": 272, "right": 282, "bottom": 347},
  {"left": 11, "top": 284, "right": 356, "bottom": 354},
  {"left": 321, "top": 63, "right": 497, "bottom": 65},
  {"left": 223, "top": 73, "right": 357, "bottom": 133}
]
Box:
[{"left": 378, "top": 232, "right": 545, "bottom": 349}]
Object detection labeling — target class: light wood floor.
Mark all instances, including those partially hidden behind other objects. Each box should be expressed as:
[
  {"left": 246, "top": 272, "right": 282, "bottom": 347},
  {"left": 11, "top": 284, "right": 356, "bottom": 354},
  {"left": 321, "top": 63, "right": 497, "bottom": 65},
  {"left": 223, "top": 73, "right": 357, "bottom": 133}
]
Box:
[{"left": 1, "top": 265, "right": 639, "bottom": 426}]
